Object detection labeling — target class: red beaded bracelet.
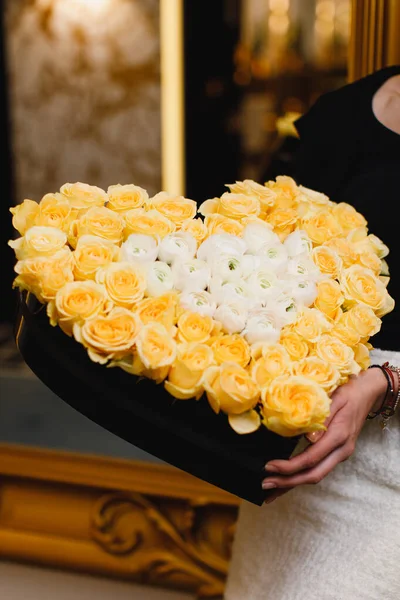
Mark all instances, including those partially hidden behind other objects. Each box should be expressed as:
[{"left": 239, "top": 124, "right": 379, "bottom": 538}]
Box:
[{"left": 367, "top": 362, "right": 400, "bottom": 428}]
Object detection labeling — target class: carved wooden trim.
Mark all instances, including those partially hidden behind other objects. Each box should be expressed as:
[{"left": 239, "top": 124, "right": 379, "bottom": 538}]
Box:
[
  {"left": 0, "top": 444, "right": 239, "bottom": 597},
  {"left": 349, "top": 0, "right": 400, "bottom": 81}
]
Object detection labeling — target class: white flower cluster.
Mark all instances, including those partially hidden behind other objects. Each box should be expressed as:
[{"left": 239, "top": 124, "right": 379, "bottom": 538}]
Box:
[{"left": 121, "top": 222, "right": 322, "bottom": 346}]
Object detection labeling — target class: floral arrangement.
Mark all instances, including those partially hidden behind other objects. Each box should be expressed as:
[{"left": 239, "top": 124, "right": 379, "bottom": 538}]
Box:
[{"left": 9, "top": 177, "right": 394, "bottom": 438}]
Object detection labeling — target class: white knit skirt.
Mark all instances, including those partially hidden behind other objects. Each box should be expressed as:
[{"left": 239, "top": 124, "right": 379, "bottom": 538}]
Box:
[{"left": 225, "top": 349, "right": 400, "bottom": 600}]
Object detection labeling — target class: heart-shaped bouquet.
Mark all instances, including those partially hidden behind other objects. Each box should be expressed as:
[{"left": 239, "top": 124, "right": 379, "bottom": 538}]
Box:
[{"left": 10, "top": 177, "right": 393, "bottom": 503}]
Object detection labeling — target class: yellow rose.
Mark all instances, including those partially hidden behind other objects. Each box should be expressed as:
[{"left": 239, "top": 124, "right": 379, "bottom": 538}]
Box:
[
  {"left": 73, "top": 235, "right": 120, "bottom": 280},
  {"left": 198, "top": 197, "right": 220, "bottom": 217},
  {"left": 292, "top": 357, "right": 340, "bottom": 394},
  {"left": 261, "top": 375, "right": 331, "bottom": 437},
  {"left": 205, "top": 214, "right": 244, "bottom": 237},
  {"left": 165, "top": 342, "right": 215, "bottom": 400},
  {"left": 331, "top": 202, "right": 367, "bottom": 233},
  {"left": 313, "top": 279, "right": 344, "bottom": 319},
  {"left": 227, "top": 180, "right": 277, "bottom": 212},
  {"left": 135, "top": 292, "right": 178, "bottom": 332},
  {"left": 323, "top": 237, "right": 358, "bottom": 268},
  {"left": 47, "top": 280, "right": 112, "bottom": 335},
  {"left": 74, "top": 307, "right": 141, "bottom": 364},
  {"left": 296, "top": 185, "right": 332, "bottom": 208},
  {"left": 367, "top": 234, "right": 389, "bottom": 258},
  {"left": 314, "top": 334, "right": 360, "bottom": 378},
  {"left": 128, "top": 350, "right": 170, "bottom": 384},
  {"left": 265, "top": 177, "right": 297, "bottom": 210},
  {"left": 202, "top": 362, "right": 260, "bottom": 415},
  {"left": 251, "top": 344, "right": 291, "bottom": 388},
  {"left": 107, "top": 184, "right": 148, "bottom": 213},
  {"left": 279, "top": 329, "right": 310, "bottom": 361},
  {"left": 136, "top": 322, "right": 176, "bottom": 371},
  {"left": 13, "top": 248, "right": 74, "bottom": 303},
  {"left": 293, "top": 308, "right": 332, "bottom": 342},
  {"left": 96, "top": 261, "right": 146, "bottom": 308},
  {"left": 218, "top": 192, "right": 261, "bottom": 220},
  {"left": 341, "top": 265, "right": 392, "bottom": 316},
  {"left": 312, "top": 246, "right": 342, "bottom": 279},
  {"left": 9, "top": 226, "right": 67, "bottom": 260},
  {"left": 60, "top": 182, "right": 108, "bottom": 210},
  {"left": 36, "top": 193, "right": 74, "bottom": 232},
  {"left": 39, "top": 265, "right": 75, "bottom": 302},
  {"left": 353, "top": 343, "right": 371, "bottom": 370},
  {"left": 265, "top": 207, "right": 298, "bottom": 240},
  {"left": 177, "top": 311, "right": 214, "bottom": 344},
  {"left": 346, "top": 226, "right": 370, "bottom": 247},
  {"left": 70, "top": 206, "right": 124, "bottom": 247},
  {"left": 124, "top": 208, "right": 175, "bottom": 239},
  {"left": 301, "top": 210, "right": 343, "bottom": 245},
  {"left": 331, "top": 322, "right": 361, "bottom": 347},
  {"left": 179, "top": 218, "right": 207, "bottom": 244},
  {"left": 149, "top": 192, "right": 197, "bottom": 226},
  {"left": 268, "top": 176, "right": 298, "bottom": 200},
  {"left": 10, "top": 199, "right": 39, "bottom": 235},
  {"left": 340, "top": 304, "right": 381, "bottom": 338},
  {"left": 355, "top": 249, "right": 381, "bottom": 275},
  {"left": 211, "top": 334, "right": 251, "bottom": 368}
]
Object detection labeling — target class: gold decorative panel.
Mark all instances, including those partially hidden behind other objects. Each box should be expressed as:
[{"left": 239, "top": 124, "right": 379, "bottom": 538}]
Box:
[{"left": 0, "top": 445, "right": 239, "bottom": 598}]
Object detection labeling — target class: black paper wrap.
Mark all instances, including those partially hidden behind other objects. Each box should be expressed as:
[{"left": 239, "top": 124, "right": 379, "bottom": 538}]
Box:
[{"left": 15, "top": 292, "right": 299, "bottom": 505}]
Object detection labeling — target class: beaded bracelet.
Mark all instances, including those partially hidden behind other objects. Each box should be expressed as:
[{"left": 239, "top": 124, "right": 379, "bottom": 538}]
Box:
[
  {"left": 367, "top": 364, "right": 393, "bottom": 420},
  {"left": 367, "top": 362, "right": 400, "bottom": 428},
  {"left": 380, "top": 363, "right": 400, "bottom": 428}
]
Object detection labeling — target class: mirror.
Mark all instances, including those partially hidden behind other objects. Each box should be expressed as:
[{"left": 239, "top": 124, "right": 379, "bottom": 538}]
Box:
[{"left": 0, "top": 0, "right": 351, "bottom": 462}]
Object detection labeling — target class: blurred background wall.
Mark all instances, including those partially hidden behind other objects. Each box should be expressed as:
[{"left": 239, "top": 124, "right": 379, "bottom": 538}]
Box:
[{"left": 5, "top": 0, "right": 161, "bottom": 202}]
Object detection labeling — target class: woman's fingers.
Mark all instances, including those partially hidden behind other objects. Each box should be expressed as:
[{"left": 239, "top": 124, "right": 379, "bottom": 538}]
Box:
[
  {"left": 305, "top": 387, "right": 347, "bottom": 444},
  {"left": 262, "top": 444, "right": 351, "bottom": 489},
  {"left": 265, "top": 421, "right": 347, "bottom": 476}
]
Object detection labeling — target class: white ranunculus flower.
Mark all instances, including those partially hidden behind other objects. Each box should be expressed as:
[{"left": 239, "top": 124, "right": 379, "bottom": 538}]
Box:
[
  {"left": 210, "top": 254, "right": 246, "bottom": 282},
  {"left": 197, "top": 233, "right": 247, "bottom": 263},
  {"left": 145, "top": 261, "right": 174, "bottom": 296},
  {"left": 158, "top": 231, "right": 197, "bottom": 264},
  {"left": 179, "top": 290, "right": 216, "bottom": 317},
  {"left": 268, "top": 294, "right": 298, "bottom": 326},
  {"left": 284, "top": 230, "right": 313, "bottom": 257},
  {"left": 246, "top": 269, "right": 280, "bottom": 303},
  {"left": 214, "top": 303, "right": 248, "bottom": 334},
  {"left": 242, "top": 221, "right": 280, "bottom": 254},
  {"left": 242, "top": 309, "right": 281, "bottom": 345},
  {"left": 283, "top": 276, "right": 317, "bottom": 307},
  {"left": 210, "top": 279, "right": 252, "bottom": 309},
  {"left": 287, "top": 256, "right": 322, "bottom": 281},
  {"left": 172, "top": 258, "right": 211, "bottom": 292},
  {"left": 257, "top": 243, "right": 288, "bottom": 273},
  {"left": 121, "top": 234, "right": 158, "bottom": 264}
]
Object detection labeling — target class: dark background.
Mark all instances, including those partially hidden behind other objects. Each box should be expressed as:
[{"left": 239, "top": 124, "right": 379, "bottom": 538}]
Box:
[{"left": 0, "top": 0, "right": 16, "bottom": 327}]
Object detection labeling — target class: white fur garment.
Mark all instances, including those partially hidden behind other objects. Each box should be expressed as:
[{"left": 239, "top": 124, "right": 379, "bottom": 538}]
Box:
[{"left": 225, "top": 349, "right": 400, "bottom": 600}]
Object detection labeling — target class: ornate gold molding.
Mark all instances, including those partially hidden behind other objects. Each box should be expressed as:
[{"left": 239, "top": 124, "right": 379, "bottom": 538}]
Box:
[
  {"left": 0, "top": 445, "right": 239, "bottom": 597},
  {"left": 349, "top": 0, "right": 400, "bottom": 81}
]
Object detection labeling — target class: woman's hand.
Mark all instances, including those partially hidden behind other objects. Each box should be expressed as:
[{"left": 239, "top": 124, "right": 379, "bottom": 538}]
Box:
[{"left": 261, "top": 367, "right": 389, "bottom": 503}]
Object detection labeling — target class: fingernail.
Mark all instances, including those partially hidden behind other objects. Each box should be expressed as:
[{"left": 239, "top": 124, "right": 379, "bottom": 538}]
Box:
[
  {"left": 264, "top": 464, "right": 279, "bottom": 473},
  {"left": 262, "top": 481, "right": 277, "bottom": 490},
  {"left": 306, "top": 431, "right": 321, "bottom": 443}
]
